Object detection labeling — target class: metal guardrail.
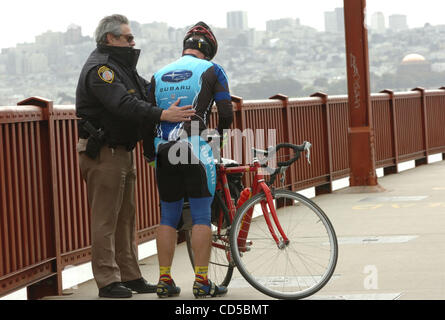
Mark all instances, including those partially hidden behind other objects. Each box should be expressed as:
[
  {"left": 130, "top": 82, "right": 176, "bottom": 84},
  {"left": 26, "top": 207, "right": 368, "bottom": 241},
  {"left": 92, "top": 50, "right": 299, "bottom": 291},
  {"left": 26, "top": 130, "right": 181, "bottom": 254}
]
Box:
[{"left": 1, "top": 88, "right": 445, "bottom": 299}]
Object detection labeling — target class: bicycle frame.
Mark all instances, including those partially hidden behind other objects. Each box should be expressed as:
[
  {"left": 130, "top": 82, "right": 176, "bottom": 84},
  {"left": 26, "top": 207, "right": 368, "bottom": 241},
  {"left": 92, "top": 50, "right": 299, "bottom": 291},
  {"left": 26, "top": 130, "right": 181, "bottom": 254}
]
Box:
[
  {"left": 200, "top": 142, "right": 337, "bottom": 299},
  {"left": 215, "top": 159, "right": 290, "bottom": 251}
]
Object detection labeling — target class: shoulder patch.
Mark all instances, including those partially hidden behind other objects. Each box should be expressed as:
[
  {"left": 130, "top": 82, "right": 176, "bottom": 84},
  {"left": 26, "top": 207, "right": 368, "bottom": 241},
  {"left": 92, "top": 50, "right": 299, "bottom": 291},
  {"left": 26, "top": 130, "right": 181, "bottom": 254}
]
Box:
[{"left": 98, "top": 66, "right": 115, "bottom": 83}]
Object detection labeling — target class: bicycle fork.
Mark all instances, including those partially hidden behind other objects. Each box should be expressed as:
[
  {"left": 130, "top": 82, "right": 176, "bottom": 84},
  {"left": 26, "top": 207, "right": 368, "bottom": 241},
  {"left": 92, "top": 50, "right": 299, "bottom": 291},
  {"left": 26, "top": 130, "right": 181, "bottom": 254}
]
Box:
[
  {"left": 260, "top": 184, "right": 289, "bottom": 249},
  {"left": 237, "top": 184, "right": 290, "bottom": 252}
]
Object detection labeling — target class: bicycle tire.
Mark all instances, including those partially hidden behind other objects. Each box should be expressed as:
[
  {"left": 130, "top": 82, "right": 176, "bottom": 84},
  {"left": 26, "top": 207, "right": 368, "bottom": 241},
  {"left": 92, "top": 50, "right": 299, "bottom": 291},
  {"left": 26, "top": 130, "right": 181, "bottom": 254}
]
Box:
[{"left": 229, "top": 189, "right": 338, "bottom": 299}]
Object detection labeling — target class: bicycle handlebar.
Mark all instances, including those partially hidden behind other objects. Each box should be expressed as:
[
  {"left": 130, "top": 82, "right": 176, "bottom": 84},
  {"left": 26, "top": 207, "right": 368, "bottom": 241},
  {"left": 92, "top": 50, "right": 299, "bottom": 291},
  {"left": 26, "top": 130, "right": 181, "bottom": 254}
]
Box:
[
  {"left": 253, "top": 141, "right": 312, "bottom": 186},
  {"left": 252, "top": 141, "right": 312, "bottom": 168}
]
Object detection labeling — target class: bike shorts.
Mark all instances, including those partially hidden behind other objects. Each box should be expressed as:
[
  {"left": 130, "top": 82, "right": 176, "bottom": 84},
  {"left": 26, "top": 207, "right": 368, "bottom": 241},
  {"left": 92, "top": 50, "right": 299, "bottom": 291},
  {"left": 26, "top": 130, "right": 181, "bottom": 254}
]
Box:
[{"left": 155, "top": 136, "right": 216, "bottom": 228}]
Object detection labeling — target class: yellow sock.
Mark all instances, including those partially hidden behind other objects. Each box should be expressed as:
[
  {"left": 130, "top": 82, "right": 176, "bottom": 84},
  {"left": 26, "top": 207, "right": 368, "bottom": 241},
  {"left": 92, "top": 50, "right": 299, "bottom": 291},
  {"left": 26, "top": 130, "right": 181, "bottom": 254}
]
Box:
[
  {"left": 159, "top": 266, "right": 172, "bottom": 283},
  {"left": 194, "top": 266, "right": 209, "bottom": 284}
]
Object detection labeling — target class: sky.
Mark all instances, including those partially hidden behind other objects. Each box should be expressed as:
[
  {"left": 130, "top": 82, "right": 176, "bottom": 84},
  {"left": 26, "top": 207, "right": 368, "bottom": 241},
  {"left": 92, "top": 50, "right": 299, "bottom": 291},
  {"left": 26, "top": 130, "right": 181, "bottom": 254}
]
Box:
[{"left": 2, "top": 0, "right": 445, "bottom": 50}]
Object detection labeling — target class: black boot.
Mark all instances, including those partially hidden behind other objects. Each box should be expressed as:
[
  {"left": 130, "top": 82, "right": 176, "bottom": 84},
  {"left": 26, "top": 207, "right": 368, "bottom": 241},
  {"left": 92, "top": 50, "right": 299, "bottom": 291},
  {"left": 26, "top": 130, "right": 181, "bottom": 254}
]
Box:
[
  {"left": 98, "top": 282, "right": 132, "bottom": 298},
  {"left": 122, "top": 278, "right": 157, "bottom": 293}
]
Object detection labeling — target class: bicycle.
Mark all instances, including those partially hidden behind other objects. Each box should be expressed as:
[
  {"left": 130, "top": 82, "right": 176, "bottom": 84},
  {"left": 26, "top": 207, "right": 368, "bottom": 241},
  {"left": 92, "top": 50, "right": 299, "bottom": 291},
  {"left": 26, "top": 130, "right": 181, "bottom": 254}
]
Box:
[{"left": 182, "top": 141, "right": 338, "bottom": 299}]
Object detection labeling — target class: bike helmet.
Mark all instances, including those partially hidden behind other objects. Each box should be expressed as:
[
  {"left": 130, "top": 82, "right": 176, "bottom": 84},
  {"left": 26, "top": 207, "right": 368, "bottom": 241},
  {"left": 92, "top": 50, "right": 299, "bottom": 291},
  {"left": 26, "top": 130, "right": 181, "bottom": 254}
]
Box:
[{"left": 183, "top": 21, "right": 218, "bottom": 60}]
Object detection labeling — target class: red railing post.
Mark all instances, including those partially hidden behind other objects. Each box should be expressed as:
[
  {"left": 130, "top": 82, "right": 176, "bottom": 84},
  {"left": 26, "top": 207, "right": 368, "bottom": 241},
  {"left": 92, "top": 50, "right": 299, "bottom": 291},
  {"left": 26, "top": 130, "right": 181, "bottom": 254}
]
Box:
[
  {"left": 269, "top": 94, "right": 290, "bottom": 142},
  {"left": 380, "top": 89, "right": 399, "bottom": 174},
  {"left": 229, "top": 95, "right": 247, "bottom": 186},
  {"left": 311, "top": 92, "right": 333, "bottom": 195},
  {"left": 412, "top": 87, "right": 429, "bottom": 166},
  {"left": 17, "top": 97, "right": 63, "bottom": 299},
  {"left": 231, "top": 95, "right": 245, "bottom": 165},
  {"left": 269, "top": 94, "right": 295, "bottom": 189},
  {"left": 231, "top": 95, "right": 244, "bottom": 132},
  {"left": 439, "top": 87, "right": 445, "bottom": 160}
]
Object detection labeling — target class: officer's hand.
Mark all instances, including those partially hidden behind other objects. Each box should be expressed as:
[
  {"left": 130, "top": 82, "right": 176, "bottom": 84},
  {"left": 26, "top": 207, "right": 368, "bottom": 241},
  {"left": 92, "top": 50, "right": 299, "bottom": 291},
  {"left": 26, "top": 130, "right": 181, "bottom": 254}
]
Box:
[{"left": 160, "top": 99, "right": 195, "bottom": 122}]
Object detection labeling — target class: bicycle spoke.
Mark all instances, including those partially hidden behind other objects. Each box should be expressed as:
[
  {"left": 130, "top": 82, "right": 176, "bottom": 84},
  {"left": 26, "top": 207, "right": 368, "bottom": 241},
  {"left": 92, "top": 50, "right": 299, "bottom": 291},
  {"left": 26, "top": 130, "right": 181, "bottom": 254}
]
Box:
[
  {"left": 288, "top": 245, "right": 330, "bottom": 275},
  {"left": 283, "top": 249, "right": 309, "bottom": 291}
]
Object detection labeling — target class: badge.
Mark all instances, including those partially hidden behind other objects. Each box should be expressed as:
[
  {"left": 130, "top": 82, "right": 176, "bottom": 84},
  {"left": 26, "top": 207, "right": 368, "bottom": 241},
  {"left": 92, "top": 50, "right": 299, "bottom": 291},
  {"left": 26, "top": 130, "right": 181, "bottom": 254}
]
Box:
[{"left": 98, "top": 66, "right": 114, "bottom": 84}]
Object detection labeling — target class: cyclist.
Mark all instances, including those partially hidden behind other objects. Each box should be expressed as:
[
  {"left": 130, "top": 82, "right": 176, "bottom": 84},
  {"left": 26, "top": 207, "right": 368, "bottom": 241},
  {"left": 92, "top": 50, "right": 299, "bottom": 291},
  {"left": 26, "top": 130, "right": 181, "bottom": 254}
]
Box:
[{"left": 143, "top": 21, "right": 233, "bottom": 298}]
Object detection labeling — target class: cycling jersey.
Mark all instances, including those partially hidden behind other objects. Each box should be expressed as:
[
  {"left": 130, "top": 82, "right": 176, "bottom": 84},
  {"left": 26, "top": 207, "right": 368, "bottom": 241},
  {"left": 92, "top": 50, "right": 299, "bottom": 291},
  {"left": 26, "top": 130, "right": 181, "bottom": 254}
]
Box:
[
  {"left": 148, "top": 53, "right": 233, "bottom": 140},
  {"left": 147, "top": 53, "right": 233, "bottom": 228}
]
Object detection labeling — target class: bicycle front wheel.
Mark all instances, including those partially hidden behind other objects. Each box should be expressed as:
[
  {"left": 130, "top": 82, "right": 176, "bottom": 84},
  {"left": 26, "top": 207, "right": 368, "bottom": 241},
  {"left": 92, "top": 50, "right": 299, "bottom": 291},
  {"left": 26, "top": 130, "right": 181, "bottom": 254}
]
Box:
[{"left": 230, "top": 189, "right": 338, "bottom": 299}]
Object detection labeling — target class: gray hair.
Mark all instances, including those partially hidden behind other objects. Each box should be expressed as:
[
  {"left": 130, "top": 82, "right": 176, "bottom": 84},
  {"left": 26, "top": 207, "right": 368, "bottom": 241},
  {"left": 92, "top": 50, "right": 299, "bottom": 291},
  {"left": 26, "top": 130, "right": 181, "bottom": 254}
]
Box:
[{"left": 95, "top": 14, "right": 129, "bottom": 45}]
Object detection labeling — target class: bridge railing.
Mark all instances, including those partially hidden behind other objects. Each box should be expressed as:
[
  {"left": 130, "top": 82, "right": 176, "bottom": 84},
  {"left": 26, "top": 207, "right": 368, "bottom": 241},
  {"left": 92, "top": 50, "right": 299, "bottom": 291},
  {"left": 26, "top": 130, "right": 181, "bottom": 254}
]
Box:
[{"left": 1, "top": 88, "right": 445, "bottom": 299}]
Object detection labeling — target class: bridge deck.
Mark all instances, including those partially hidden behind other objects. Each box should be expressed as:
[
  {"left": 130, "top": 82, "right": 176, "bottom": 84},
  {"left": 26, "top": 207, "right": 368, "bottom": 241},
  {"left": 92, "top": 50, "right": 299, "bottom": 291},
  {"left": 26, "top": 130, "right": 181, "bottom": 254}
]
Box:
[{"left": 42, "top": 158, "right": 445, "bottom": 300}]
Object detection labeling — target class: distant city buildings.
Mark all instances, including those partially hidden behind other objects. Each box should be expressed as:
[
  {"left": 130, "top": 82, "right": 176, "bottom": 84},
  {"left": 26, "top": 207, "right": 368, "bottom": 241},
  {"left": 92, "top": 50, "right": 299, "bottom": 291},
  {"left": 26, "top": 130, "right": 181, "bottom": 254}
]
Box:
[
  {"left": 65, "top": 24, "right": 84, "bottom": 45},
  {"left": 324, "top": 7, "right": 344, "bottom": 34},
  {"left": 227, "top": 11, "right": 249, "bottom": 31},
  {"left": 266, "top": 18, "right": 300, "bottom": 33},
  {"left": 2, "top": 24, "right": 92, "bottom": 76},
  {"left": 369, "top": 12, "right": 410, "bottom": 34},
  {"left": 370, "top": 12, "right": 386, "bottom": 34},
  {"left": 324, "top": 11, "right": 336, "bottom": 33},
  {"left": 1, "top": 10, "right": 444, "bottom": 105},
  {"left": 36, "top": 24, "right": 85, "bottom": 46},
  {"left": 389, "top": 14, "right": 408, "bottom": 32}
]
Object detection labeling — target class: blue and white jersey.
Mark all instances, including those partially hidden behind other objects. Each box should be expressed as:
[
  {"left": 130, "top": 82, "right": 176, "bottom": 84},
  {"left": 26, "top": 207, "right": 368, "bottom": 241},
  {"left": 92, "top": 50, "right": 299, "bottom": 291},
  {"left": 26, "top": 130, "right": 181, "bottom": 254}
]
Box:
[{"left": 149, "top": 54, "right": 233, "bottom": 141}]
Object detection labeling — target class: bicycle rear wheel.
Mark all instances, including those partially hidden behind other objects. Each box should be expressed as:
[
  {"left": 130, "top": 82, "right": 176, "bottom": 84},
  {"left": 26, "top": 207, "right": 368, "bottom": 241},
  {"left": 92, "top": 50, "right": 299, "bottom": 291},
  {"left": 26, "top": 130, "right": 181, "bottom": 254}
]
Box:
[
  {"left": 185, "top": 228, "right": 234, "bottom": 287},
  {"left": 230, "top": 189, "right": 338, "bottom": 299}
]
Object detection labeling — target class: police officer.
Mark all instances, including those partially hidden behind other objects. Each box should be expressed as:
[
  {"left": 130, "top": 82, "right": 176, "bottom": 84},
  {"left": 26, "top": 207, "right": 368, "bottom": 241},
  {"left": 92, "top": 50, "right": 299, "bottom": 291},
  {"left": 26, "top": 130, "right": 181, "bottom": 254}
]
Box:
[{"left": 75, "top": 14, "right": 194, "bottom": 299}]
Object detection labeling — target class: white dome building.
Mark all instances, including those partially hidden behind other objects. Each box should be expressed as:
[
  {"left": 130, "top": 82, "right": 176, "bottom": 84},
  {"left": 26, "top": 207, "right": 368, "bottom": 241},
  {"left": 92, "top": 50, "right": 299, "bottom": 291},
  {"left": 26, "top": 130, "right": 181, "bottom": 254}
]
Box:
[
  {"left": 398, "top": 53, "right": 431, "bottom": 75},
  {"left": 401, "top": 53, "right": 427, "bottom": 64}
]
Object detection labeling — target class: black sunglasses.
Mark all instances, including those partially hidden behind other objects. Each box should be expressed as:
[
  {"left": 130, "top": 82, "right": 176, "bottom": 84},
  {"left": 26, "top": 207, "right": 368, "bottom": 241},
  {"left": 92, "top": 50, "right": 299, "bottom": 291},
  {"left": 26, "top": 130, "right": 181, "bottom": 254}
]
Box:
[{"left": 120, "top": 34, "right": 135, "bottom": 43}]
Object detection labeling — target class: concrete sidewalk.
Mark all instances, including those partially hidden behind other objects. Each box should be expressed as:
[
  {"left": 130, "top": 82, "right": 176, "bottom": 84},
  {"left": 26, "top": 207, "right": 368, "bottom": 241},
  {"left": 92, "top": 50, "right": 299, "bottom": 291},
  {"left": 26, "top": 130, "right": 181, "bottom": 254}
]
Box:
[{"left": 44, "top": 159, "right": 445, "bottom": 300}]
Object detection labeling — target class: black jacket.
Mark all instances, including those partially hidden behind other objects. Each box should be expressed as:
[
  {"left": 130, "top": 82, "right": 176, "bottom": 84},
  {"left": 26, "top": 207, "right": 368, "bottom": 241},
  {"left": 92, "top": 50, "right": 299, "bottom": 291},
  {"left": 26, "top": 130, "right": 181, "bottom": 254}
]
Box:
[{"left": 75, "top": 45, "right": 163, "bottom": 149}]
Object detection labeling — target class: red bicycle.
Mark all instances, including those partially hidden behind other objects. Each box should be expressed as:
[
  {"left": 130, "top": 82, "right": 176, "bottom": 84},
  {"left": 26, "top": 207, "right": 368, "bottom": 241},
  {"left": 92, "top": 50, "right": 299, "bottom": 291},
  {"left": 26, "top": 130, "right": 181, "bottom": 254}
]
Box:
[{"left": 183, "top": 141, "right": 338, "bottom": 299}]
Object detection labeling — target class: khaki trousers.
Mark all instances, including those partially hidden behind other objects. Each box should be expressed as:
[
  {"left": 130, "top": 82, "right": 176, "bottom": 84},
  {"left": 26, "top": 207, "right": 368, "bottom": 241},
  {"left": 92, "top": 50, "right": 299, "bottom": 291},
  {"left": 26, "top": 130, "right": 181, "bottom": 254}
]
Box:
[{"left": 79, "top": 145, "right": 142, "bottom": 288}]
